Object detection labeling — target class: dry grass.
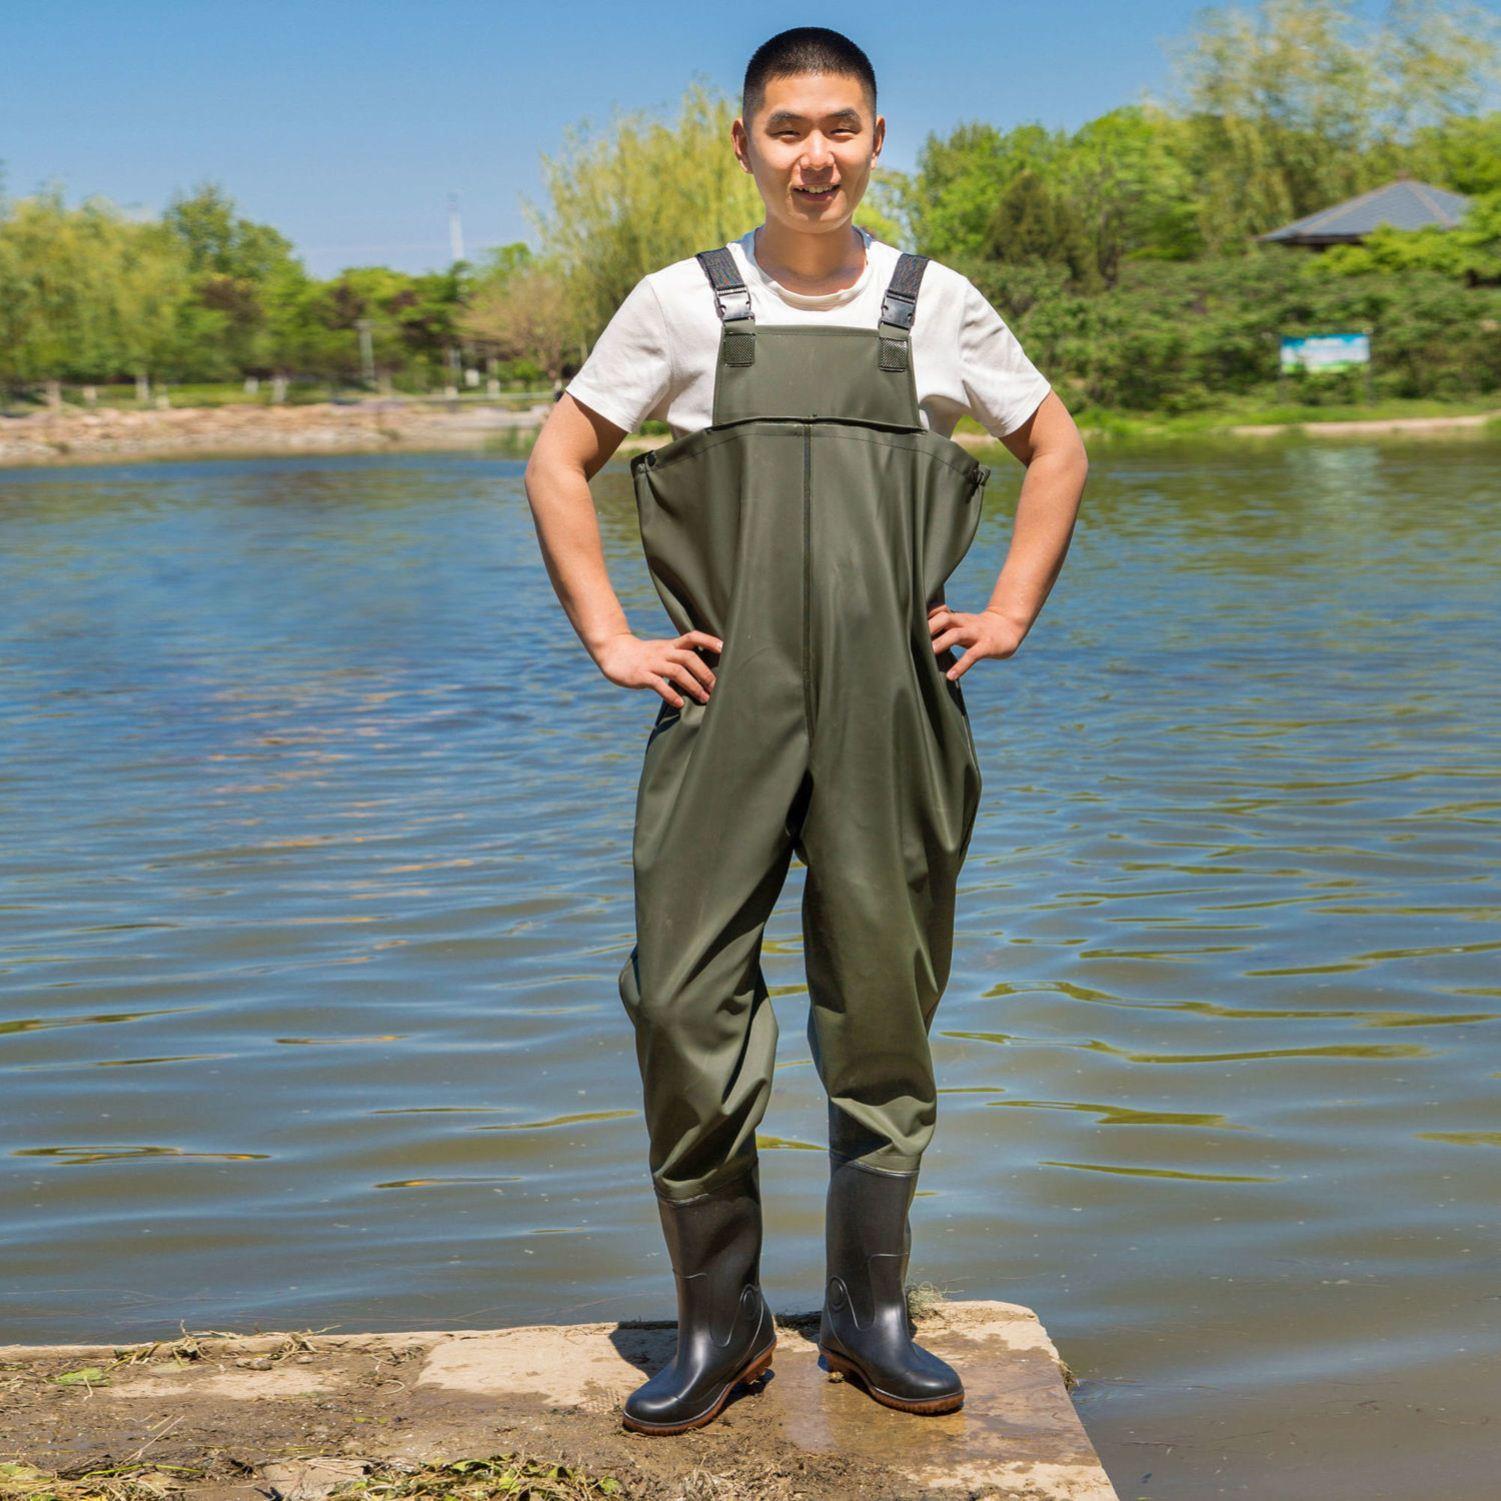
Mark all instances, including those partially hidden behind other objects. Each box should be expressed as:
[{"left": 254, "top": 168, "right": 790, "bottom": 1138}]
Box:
[
  {"left": 0, "top": 1325, "right": 636, "bottom": 1501},
  {"left": 0, "top": 1449, "right": 631, "bottom": 1501}
]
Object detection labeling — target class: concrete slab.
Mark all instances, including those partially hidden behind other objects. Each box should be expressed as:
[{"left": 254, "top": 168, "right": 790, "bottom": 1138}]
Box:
[{"left": 0, "top": 1298, "right": 1118, "bottom": 1501}]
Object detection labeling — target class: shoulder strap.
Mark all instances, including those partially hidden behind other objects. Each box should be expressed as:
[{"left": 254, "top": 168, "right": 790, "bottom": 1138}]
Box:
[
  {"left": 695, "top": 247, "right": 755, "bottom": 365},
  {"left": 878, "top": 251, "right": 929, "bottom": 372},
  {"left": 695, "top": 247, "right": 754, "bottom": 323},
  {"left": 880, "top": 251, "right": 929, "bottom": 331}
]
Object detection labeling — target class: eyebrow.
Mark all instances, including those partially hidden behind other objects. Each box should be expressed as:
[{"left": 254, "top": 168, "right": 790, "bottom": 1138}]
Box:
[{"left": 763, "top": 109, "right": 863, "bottom": 130}]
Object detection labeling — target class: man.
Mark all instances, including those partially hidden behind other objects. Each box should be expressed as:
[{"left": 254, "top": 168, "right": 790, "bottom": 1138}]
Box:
[{"left": 524, "top": 27, "right": 1087, "bottom": 1436}]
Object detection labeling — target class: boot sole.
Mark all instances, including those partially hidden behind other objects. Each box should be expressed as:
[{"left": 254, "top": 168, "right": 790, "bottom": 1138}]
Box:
[
  {"left": 818, "top": 1344, "right": 964, "bottom": 1415},
  {"left": 620, "top": 1335, "right": 776, "bottom": 1435}
]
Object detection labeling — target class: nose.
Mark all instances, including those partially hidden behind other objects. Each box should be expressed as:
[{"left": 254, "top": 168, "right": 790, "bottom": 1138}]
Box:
[{"left": 801, "top": 133, "right": 835, "bottom": 171}]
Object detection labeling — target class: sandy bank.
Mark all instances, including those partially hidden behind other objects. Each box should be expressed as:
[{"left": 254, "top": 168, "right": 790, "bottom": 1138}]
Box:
[
  {"left": 6, "top": 398, "right": 1494, "bottom": 472},
  {"left": 0, "top": 400, "right": 549, "bottom": 469},
  {"left": 1226, "top": 409, "right": 1501, "bottom": 437}
]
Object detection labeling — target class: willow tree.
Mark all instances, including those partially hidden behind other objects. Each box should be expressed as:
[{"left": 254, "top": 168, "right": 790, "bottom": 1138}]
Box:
[
  {"left": 0, "top": 189, "right": 191, "bottom": 397},
  {"left": 112, "top": 219, "right": 197, "bottom": 391},
  {"left": 526, "top": 78, "right": 765, "bottom": 338}
]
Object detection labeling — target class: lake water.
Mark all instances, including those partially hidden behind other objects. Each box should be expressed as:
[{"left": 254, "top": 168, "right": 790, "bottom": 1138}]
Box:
[{"left": 1, "top": 439, "right": 1497, "bottom": 1499}]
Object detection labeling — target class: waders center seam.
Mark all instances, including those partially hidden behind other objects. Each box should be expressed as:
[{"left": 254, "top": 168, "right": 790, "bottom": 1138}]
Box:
[{"left": 803, "top": 422, "right": 814, "bottom": 741}]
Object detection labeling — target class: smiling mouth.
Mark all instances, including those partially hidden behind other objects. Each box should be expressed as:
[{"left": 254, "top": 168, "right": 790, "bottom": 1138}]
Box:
[{"left": 795, "top": 184, "right": 839, "bottom": 200}]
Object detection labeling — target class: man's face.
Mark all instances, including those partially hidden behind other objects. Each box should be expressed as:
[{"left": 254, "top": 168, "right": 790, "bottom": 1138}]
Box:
[{"left": 734, "top": 71, "right": 885, "bottom": 237}]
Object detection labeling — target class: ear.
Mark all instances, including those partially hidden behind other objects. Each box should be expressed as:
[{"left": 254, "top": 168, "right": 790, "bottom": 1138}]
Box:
[{"left": 731, "top": 117, "right": 752, "bottom": 174}]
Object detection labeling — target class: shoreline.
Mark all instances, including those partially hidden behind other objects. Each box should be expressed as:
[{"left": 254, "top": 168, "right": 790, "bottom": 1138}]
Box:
[
  {"left": 0, "top": 400, "right": 549, "bottom": 472},
  {"left": 2, "top": 398, "right": 1497, "bottom": 471}
]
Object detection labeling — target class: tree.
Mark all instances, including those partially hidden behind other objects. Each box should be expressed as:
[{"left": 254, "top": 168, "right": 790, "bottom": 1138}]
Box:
[
  {"left": 471, "top": 241, "right": 534, "bottom": 287},
  {"left": 1054, "top": 106, "right": 1204, "bottom": 277},
  {"left": 165, "top": 182, "right": 298, "bottom": 282},
  {"left": 525, "top": 77, "right": 764, "bottom": 337},
  {"left": 906, "top": 121, "right": 1062, "bottom": 265},
  {"left": 1404, "top": 110, "right": 1501, "bottom": 195},
  {"left": 459, "top": 260, "right": 582, "bottom": 383},
  {"left": 0, "top": 187, "right": 193, "bottom": 393},
  {"left": 113, "top": 219, "right": 198, "bottom": 384},
  {"left": 163, "top": 183, "right": 305, "bottom": 377},
  {"left": 980, "top": 169, "right": 1101, "bottom": 293}
]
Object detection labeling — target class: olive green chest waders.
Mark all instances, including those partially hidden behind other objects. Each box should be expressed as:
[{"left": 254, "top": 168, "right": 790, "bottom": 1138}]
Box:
[{"left": 620, "top": 247, "right": 990, "bottom": 1206}]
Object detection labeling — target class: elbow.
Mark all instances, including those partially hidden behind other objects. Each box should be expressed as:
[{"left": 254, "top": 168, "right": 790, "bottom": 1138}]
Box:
[
  {"left": 1068, "top": 417, "right": 1090, "bottom": 476},
  {"left": 1032, "top": 437, "right": 1088, "bottom": 483},
  {"left": 1067, "top": 427, "right": 1090, "bottom": 485},
  {"left": 524, "top": 433, "right": 590, "bottom": 504},
  {"left": 523, "top": 435, "right": 555, "bottom": 495}
]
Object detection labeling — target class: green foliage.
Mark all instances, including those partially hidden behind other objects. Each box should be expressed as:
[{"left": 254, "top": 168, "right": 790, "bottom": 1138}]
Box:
[
  {"left": 906, "top": 121, "right": 1063, "bottom": 264},
  {"left": 162, "top": 182, "right": 306, "bottom": 376},
  {"left": 980, "top": 169, "right": 1102, "bottom": 293},
  {"left": 851, "top": 166, "right": 908, "bottom": 250},
  {"left": 873, "top": 0, "right": 1501, "bottom": 420},
  {"left": 910, "top": 105, "right": 1204, "bottom": 281},
  {"left": 0, "top": 184, "right": 474, "bottom": 393},
  {"left": 1408, "top": 112, "right": 1501, "bottom": 195},
  {"left": 166, "top": 181, "right": 298, "bottom": 281},
  {"left": 307, "top": 264, "right": 467, "bottom": 382},
  {"left": 902, "top": 0, "right": 1499, "bottom": 280},
  {"left": 1058, "top": 106, "right": 1205, "bottom": 273},
  {"left": 0, "top": 187, "right": 193, "bottom": 386},
  {"left": 999, "top": 250, "right": 1501, "bottom": 414},
  {"left": 463, "top": 262, "right": 581, "bottom": 381},
  {"left": 471, "top": 240, "right": 535, "bottom": 289}
]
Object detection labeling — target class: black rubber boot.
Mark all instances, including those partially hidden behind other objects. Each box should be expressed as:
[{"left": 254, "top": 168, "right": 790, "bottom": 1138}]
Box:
[
  {"left": 817, "top": 1154, "right": 963, "bottom": 1414},
  {"left": 621, "top": 1163, "right": 776, "bottom": 1435}
]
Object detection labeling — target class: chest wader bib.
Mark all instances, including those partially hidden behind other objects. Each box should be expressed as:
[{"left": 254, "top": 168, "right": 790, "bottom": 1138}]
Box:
[{"left": 618, "top": 246, "right": 990, "bottom": 1205}]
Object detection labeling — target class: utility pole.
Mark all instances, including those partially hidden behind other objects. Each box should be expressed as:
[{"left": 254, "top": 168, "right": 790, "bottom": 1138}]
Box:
[{"left": 448, "top": 193, "right": 465, "bottom": 265}]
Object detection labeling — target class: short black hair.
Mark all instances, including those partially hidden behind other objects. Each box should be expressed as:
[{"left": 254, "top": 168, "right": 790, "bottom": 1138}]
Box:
[{"left": 742, "top": 28, "right": 877, "bottom": 126}]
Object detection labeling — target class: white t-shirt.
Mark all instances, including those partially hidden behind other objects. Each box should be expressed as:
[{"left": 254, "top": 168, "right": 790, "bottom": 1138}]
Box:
[{"left": 566, "top": 225, "right": 1051, "bottom": 442}]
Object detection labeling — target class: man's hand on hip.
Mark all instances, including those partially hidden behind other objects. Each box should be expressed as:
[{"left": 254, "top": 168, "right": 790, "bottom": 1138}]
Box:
[
  {"left": 927, "top": 603, "right": 1025, "bottom": 683},
  {"left": 595, "top": 630, "right": 722, "bottom": 708}
]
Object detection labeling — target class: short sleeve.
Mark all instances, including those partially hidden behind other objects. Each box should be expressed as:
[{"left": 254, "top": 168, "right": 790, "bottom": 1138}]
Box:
[
  {"left": 565, "top": 276, "right": 674, "bottom": 434},
  {"left": 958, "top": 278, "right": 1052, "bottom": 438}
]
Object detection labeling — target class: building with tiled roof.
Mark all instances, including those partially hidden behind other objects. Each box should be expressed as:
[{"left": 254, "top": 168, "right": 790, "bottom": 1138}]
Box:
[{"left": 1257, "top": 176, "right": 1472, "bottom": 248}]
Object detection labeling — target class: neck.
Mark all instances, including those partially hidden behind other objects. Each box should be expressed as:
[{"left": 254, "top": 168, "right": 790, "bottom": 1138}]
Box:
[{"left": 753, "top": 220, "right": 866, "bottom": 295}]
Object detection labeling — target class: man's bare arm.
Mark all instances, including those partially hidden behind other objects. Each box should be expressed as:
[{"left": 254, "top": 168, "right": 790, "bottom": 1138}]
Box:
[
  {"left": 523, "top": 394, "right": 722, "bottom": 708},
  {"left": 929, "top": 388, "right": 1089, "bottom": 681},
  {"left": 987, "top": 389, "right": 1090, "bottom": 634}
]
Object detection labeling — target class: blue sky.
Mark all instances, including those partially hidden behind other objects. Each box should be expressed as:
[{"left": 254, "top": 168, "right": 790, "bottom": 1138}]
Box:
[{"left": 0, "top": 0, "right": 1419, "bottom": 278}]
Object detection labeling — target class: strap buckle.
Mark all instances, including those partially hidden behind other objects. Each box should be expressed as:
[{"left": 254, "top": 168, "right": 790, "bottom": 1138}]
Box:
[
  {"left": 879, "top": 289, "right": 916, "bottom": 330},
  {"left": 715, "top": 287, "right": 754, "bottom": 323}
]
